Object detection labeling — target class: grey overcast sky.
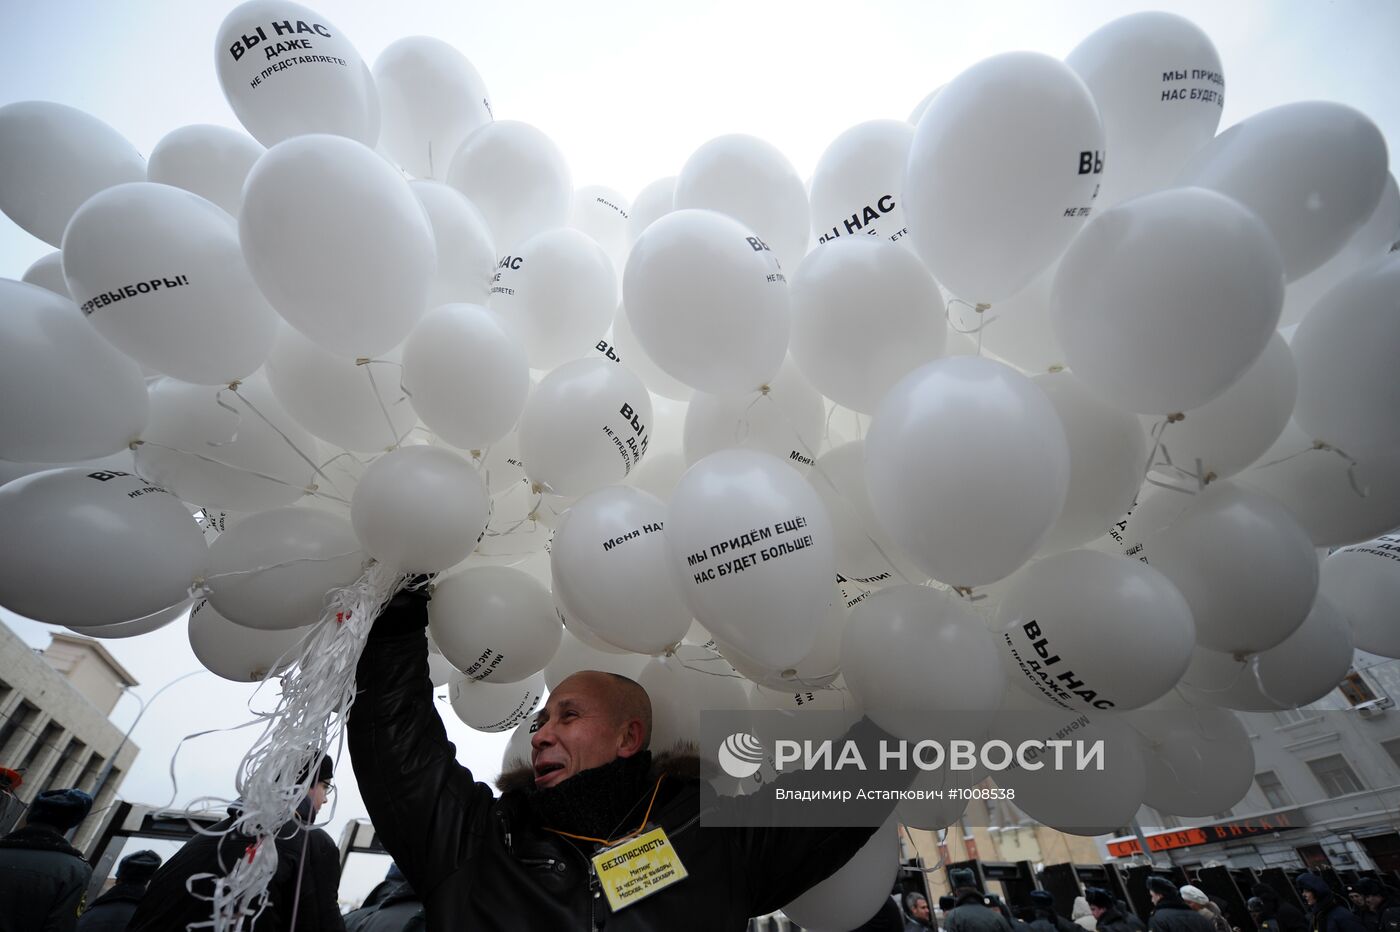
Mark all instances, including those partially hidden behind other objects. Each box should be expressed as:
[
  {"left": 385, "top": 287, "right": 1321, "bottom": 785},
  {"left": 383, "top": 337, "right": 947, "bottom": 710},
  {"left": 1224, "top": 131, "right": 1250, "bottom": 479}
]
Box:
[{"left": 2, "top": 0, "right": 1398, "bottom": 904}]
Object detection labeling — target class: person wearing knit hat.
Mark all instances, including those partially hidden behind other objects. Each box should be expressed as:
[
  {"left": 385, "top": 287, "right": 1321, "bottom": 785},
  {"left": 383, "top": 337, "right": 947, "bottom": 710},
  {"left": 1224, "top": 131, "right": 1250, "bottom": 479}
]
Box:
[
  {"left": 1254, "top": 882, "right": 1310, "bottom": 932},
  {"left": 1085, "top": 889, "right": 1147, "bottom": 932},
  {"left": 1027, "top": 889, "right": 1081, "bottom": 932},
  {"left": 75, "top": 850, "right": 163, "bottom": 932},
  {"left": 1145, "top": 877, "right": 1214, "bottom": 932},
  {"left": 0, "top": 787, "right": 95, "bottom": 932},
  {"left": 1296, "top": 872, "right": 1369, "bottom": 932},
  {"left": 1180, "top": 885, "right": 1231, "bottom": 932}
]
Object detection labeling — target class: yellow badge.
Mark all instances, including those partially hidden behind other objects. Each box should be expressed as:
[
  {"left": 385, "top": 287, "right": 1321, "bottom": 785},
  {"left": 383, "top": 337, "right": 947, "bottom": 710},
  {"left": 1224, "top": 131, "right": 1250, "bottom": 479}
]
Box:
[{"left": 591, "top": 825, "right": 689, "bottom": 911}]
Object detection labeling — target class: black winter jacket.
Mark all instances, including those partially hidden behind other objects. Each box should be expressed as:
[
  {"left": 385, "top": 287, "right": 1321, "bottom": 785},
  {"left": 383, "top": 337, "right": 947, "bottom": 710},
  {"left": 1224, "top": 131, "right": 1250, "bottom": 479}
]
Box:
[
  {"left": 1098, "top": 908, "right": 1148, "bottom": 932},
  {"left": 76, "top": 881, "right": 148, "bottom": 932},
  {"left": 1149, "top": 899, "right": 1217, "bottom": 932},
  {"left": 1309, "top": 896, "right": 1370, "bottom": 932},
  {"left": 344, "top": 882, "right": 425, "bottom": 932},
  {"left": 346, "top": 593, "right": 888, "bottom": 932},
  {"left": 0, "top": 824, "right": 92, "bottom": 932},
  {"left": 943, "top": 893, "right": 1016, "bottom": 932},
  {"left": 126, "top": 806, "right": 345, "bottom": 932}
]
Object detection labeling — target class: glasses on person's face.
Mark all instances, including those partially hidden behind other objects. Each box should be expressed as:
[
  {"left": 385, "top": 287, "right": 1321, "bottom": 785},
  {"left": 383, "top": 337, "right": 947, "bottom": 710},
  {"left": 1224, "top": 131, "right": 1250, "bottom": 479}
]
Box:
[{"left": 319, "top": 781, "right": 334, "bottom": 798}]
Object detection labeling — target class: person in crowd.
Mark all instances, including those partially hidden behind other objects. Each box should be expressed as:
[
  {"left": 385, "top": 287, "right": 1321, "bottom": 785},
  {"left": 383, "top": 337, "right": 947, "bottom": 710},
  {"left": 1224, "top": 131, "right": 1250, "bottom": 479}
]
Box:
[
  {"left": 348, "top": 584, "right": 900, "bottom": 931},
  {"left": 1253, "top": 897, "right": 1283, "bottom": 932},
  {"left": 944, "top": 885, "right": 1016, "bottom": 932},
  {"left": 1358, "top": 878, "right": 1400, "bottom": 932},
  {"left": 127, "top": 755, "right": 344, "bottom": 932},
  {"left": 75, "top": 849, "right": 162, "bottom": 932},
  {"left": 1296, "top": 873, "right": 1368, "bottom": 932},
  {"left": 0, "top": 787, "right": 94, "bottom": 932},
  {"left": 1074, "top": 895, "right": 1098, "bottom": 931},
  {"left": 905, "top": 892, "right": 935, "bottom": 930},
  {"left": 1085, "top": 887, "right": 1146, "bottom": 932},
  {"left": 1146, "top": 876, "right": 1215, "bottom": 932},
  {"left": 1255, "top": 882, "right": 1310, "bottom": 932},
  {"left": 854, "top": 895, "right": 909, "bottom": 932},
  {"left": 1028, "top": 889, "right": 1081, "bottom": 932},
  {"left": 1181, "top": 885, "right": 1231, "bottom": 932},
  {"left": 1351, "top": 888, "right": 1367, "bottom": 914},
  {"left": 344, "top": 864, "right": 425, "bottom": 932}
]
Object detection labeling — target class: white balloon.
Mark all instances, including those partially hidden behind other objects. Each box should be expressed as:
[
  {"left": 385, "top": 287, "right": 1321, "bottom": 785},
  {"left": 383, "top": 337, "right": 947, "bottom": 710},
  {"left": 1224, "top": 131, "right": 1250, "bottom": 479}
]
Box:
[
  {"left": 428, "top": 650, "right": 460, "bottom": 688},
  {"left": 907, "top": 88, "right": 940, "bottom": 125},
  {"left": 502, "top": 717, "right": 535, "bottom": 771},
  {"left": 518, "top": 357, "right": 653, "bottom": 496},
  {"left": 241, "top": 134, "right": 436, "bottom": 357},
  {"left": 265, "top": 328, "right": 416, "bottom": 452},
  {"left": 624, "top": 209, "right": 790, "bottom": 395},
  {"left": 897, "top": 766, "right": 972, "bottom": 831},
  {"left": 843, "top": 585, "right": 1005, "bottom": 739},
  {"left": 551, "top": 485, "right": 691, "bottom": 654},
  {"left": 665, "top": 449, "right": 835, "bottom": 671},
  {"left": 0, "top": 450, "right": 135, "bottom": 492},
  {"left": 402, "top": 304, "right": 530, "bottom": 451},
  {"left": 68, "top": 600, "right": 192, "bottom": 640},
  {"left": 674, "top": 134, "right": 810, "bottom": 272},
  {"left": 996, "top": 551, "right": 1195, "bottom": 711},
  {"left": 1319, "top": 535, "right": 1400, "bottom": 659},
  {"left": 789, "top": 237, "right": 945, "bottom": 413},
  {"left": 489, "top": 227, "right": 617, "bottom": 370},
  {"left": 1176, "top": 101, "right": 1389, "bottom": 281},
  {"left": 1176, "top": 647, "right": 1282, "bottom": 712},
  {"left": 1255, "top": 595, "right": 1355, "bottom": 707},
  {"left": 1235, "top": 421, "right": 1400, "bottom": 548},
  {"left": 189, "top": 598, "right": 310, "bottom": 682},
  {"left": 1033, "top": 372, "right": 1147, "bottom": 554},
  {"left": 1148, "top": 331, "right": 1296, "bottom": 482},
  {"left": 543, "top": 628, "right": 649, "bottom": 692},
  {"left": 1142, "top": 482, "right": 1318, "bottom": 654},
  {"left": 906, "top": 52, "right": 1103, "bottom": 303},
  {"left": 445, "top": 121, "right": 571, "bottom": 252},
  {"left": 608, "top": 306, "right": 692, "bottom": 402},
  {"left": 1131, "top": 700, "right": 1254, "bottom": 817},
  {"left": 1291, "top": 257, "right": 1400, "bottom": 454},
  {"left": 136, "top": 374, "right": 317, "bottom": 512},
  {"left": 373, "top": 36, "right": 491, "bottom": 180},
  {"left": 351, "top": 445, "right": 490, "bottom": 572},
  {"left": 1052, "top": 187, "right": 1285, "bottom": 414},
  {"left": 0, "top": 467, "right": 209, "bottom": 627},
  {"left": 1066, "top": 12, "right": 1223, "bottom": 207},
  {"left": 626, "top": 449, "right": 688, "bottom": 503},
  {"left": 208, "top": 506, "right": 365, "bottom": 631},
  {"left": 639, "top": 644, "right": 750, "bottom": 751},
  {"left": 429, "top": 566, "right": 561, "bottom": 683},
  {"left": 147, "top": 125, "right": 264, "bottom": 216},
  {"left": 448, "top": 671, "right": 544, "bottom": 733},
  {"left": 808, "top": 120, "right": 914, "bottom": 250},
  {"left": 0, "top": 101, "right": 145, "bottom": 247},
  {"left": 465, "top": 431, "right": 529, "bottom": 495},
  {"left": 469, "top": 475, "right": 552, "bottom": 566},
  {"left": 0, "top": 280, "right": 148, "bottom": 463},
  {"left": 946, "top": 266, "right": 1065, "bottom": 375},
  {"left": 21, "top": 252, "right": 69, "bottom": 297},
  {"left": 570, "top": 185, "right": 631, "bottom": 271},
  {"left": 683, "top": 359, "right": 824, "bottom": 472},
  {"left": 808, "top": 442, "right": 926, "bottom": 588},
  {"left": 62, "top": 182, "right": 280, "bottom": 384},
  {"left": 626, "top": 176, "right": 675, "bottom": 245},
  {"left": 215, "top": 0, "right": 379, "bottom": 148},
  {"left": 1282, "top": 173, "right": 1400, "bottom": 326},
  {"left": 865, "top": 356, "right": 1070, "bottom": 586},
  {"left": 783, "top": 817, "right": 899, "bottom": 932},
  {"left": 411, "top": 181, "right": 497, "bottom": 306}
]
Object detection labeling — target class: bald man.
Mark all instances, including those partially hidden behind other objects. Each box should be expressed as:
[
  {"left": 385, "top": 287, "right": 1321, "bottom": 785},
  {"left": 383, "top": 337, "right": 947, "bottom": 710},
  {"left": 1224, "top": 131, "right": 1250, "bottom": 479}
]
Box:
[{"left": 349, "top": 584, "right": 886, "bottom": 932}]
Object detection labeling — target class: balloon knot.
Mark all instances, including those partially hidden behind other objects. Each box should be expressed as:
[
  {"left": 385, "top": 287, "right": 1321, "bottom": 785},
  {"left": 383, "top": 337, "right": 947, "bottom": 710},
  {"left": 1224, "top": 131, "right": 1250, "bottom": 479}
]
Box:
[
  {"left": 974, "top": 303, "right": 991, "bottom": 313},
  {"left": 759, "top": 384, "right": 771, "bottom": 395},
  {"left": 1201, "top": 470, "right": 1218, "bottom": 485},
  {"left": 227, "top": 379, "right": 242, "bottom": 391},
  {"left": 951, "top": 585, "right": 974, "bottom": 598},
  {"left": 470, "top": 450, "right": 482, "bottom": 458},
  {"left": 530, "top": 482, "right": 546, "bottom": 495},
  {"left": 1166, "top": 412, "right": 1185, "bottom": 423},
  {"left": 1047, "top": 364, "right": 1065, "bottom": 374},
  {"left": 305, "top": 484, "right": 319, "bottom": 493},
  {"left": 780, "top": 668, "right": 798, "bottom": 680},
  {"left": 129, "top": 439, "right": 144, "bottom": 450},
  {"left": 355, "top": 357, "right": 371, "bottom": 366},
  {"left": 1313, "top": 440, "right": 1331, "bottom": 451}
]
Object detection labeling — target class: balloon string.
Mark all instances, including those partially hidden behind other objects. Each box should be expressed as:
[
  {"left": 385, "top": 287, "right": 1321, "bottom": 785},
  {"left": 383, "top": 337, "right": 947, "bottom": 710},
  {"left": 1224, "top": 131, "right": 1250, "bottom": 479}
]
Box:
[
  {"left": 203, "top": 551, "right": 367, "bottom": 585},
  {"left": 1254, "top": 439, "right": 1369, "bottom": 498},
  {"left": 899, "top": 824, "right": 948, "bottom": 877},
  {"left": 224, "top": 383, "right": 349, "bottom": 499},
  {"left": 945, "top": 298, "right": 996, "bottom": 357},
  {"left": 129, "top": 440, "right": 351, "bottom": 506},
  {"left": 1140, "top": 414, "right": 1202, "bottom": 496},
  {"left": 355, "top": 358, "right": 415, "bottom": 451}
]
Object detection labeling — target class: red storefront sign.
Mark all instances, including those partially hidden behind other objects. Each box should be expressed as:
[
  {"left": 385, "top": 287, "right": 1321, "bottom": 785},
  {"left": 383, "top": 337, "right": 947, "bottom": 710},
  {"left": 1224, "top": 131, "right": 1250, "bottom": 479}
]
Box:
[{"left": 1107, "top": 811, "right": 1300, "bottom": 859}]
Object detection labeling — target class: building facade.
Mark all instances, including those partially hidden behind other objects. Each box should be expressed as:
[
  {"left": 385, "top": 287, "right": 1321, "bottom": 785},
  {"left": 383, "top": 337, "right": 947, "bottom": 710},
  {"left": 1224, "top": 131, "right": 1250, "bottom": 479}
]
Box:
[{"left": 0, "top": 622, "right": 139, "bottom": 851}]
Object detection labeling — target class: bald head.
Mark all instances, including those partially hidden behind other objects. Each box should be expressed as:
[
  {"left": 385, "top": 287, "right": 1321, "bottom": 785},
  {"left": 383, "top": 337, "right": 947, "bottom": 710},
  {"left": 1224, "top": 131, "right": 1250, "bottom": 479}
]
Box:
[{"left": 530, "top": 671, "right": 654, "bottom": 788}]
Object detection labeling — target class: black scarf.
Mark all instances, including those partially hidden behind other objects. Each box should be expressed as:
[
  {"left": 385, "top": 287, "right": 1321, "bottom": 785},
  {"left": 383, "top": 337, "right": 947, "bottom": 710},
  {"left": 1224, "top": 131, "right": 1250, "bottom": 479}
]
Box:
[
  {"left": 524, "top": 752, "right": 655, "bottom": 841},
  {"left": 0, "top": 824, "right": 86, "bottom": 860}
]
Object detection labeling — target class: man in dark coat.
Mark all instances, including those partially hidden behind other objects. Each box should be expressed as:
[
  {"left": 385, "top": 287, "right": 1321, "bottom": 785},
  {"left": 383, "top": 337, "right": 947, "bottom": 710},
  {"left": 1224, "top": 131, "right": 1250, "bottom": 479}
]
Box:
[
  {"left": 1086, "top": 887, "right": 1146, "bottom": 932},
  {"left": 1358, "top": 878, "right": 1400, "bottom": 932},
  {"left": 127, "top": 756, "right": 344, "bottom": 932},
  {"left": 348, "top": 584, "right": 899, "bottom": 931},
  {"left": 1028, "top": 890, "right": 1081, "bottom": 932},
  {"left": 0, "top": 787, "right": 94, "bottom": 932},
  {"left": 1256, "top": 883, "right": 1310, "bottom": 932},
  {"left": 344, "top": 875, "right": 425, "bottom": 932},
  {"left": 76, "top": 849, "right": 162, "bottom": 932},
  {"left": 944, "top": 887, "right": 1016, "bottom": 932},
  {"left": 1146, "top": 876, "right": 1215, "bottom": 932},
  {"left": 1297, "top": 872, "right": 1368, "bottom": 932},
  {"left": 1253, "top": 897, "right": 1283, "bottom": 932}
]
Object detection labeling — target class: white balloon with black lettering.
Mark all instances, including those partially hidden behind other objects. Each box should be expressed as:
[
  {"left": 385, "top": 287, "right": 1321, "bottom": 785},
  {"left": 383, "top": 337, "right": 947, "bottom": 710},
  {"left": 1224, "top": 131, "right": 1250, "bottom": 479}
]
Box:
[
  {"left": 147, "top": 124, "right": 265, "bottom": 216},
  {"left": 62, "top": 182, "right": 280, "bottom": 384},
  {"left": 215, "top": 0, "right": 379, "bottom": 148},
  {"left": 429, "top": 566, "right": 560, "bottom": 683},
  {"left": 411, "top": 181, "right": 497, "bottom": 306},
  {"left": 683, "top": 359, "right": 824, "bottom": 472},
  {"left": 570, "top": 185, "right": 631, "bottom": 271},
  {"left": 1319, "top": 535, "right": 1400, "bottom": 659},
  {"left": 807, "top": 442, "right": 926, "bottom": 588},
  {"left": 809, "top": 120, "right": 914, "bottom": 251},
  {"left": 448, "top": 670, "right": 545, "bottom": 733}
]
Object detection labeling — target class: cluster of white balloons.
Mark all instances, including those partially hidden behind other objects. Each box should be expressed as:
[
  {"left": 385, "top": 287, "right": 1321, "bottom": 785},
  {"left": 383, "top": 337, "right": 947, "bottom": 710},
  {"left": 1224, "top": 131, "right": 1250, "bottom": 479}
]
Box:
[{"left": 1, "top": 7, "right": 1398, "bottom": 921}]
